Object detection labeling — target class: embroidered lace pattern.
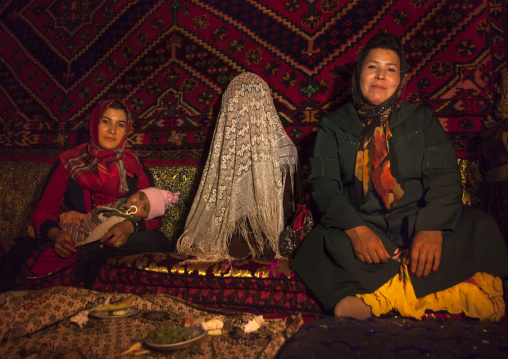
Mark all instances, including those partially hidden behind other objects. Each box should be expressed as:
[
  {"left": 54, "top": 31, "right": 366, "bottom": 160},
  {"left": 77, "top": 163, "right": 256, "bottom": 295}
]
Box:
[{"left": 177, "top": 72, "right": 299, "bottom": 259}]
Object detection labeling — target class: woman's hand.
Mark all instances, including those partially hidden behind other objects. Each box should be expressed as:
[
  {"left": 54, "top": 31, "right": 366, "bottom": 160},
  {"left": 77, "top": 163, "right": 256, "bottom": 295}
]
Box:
[
  {"left": 409, "top": 230, "right": 442, "bottom": 278},
  {"left": 101, "top": 221, "right": 135, "bottom": 248},
  {"left": 48, "top": 228, "right": 76, "bottom": 258},
  {"left": 345, "top": 225, "right": 390, "bottom": 264}
]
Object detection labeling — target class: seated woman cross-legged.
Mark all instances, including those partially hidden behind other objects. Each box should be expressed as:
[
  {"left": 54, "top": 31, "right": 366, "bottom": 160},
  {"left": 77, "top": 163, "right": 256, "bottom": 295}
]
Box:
[{"left": 292, "top": 33, "right": 508, "bottom": 321}]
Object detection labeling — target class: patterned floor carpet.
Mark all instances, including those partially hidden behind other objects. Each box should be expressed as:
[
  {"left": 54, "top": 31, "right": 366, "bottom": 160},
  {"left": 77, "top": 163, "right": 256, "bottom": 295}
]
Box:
[
  {"left": 277, "top": 315, "right": 508, "bottom": 359},
  {"left": 0, "top": 287, "right": 302, "bottom": 359},
  {"left": 1, "top": 285, "right": 508, "bottom": 358}
]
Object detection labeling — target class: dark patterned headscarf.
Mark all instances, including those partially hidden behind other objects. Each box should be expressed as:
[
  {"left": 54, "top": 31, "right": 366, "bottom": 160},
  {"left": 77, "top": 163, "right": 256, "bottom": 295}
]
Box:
[{"left": 352, "top": 33, "right": 409, "bottom": 209}]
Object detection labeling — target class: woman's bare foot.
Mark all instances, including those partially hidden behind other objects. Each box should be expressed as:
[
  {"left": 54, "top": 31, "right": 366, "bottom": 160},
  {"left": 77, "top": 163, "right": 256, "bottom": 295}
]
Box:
[{"left": 334, "top": 296, "right": 372, "bottom": 319}]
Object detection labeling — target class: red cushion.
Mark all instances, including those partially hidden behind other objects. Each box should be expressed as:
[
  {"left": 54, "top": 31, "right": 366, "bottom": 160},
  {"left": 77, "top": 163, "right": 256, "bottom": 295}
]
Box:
[{"left": 93, "top": 252, "right": 322, "bottom": 315}]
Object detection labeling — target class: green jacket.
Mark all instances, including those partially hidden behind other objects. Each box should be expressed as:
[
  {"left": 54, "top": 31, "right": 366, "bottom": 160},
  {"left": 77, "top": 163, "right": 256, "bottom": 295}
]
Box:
[{"left": 309, "top": 101, "right": 462, "bottom": 245}]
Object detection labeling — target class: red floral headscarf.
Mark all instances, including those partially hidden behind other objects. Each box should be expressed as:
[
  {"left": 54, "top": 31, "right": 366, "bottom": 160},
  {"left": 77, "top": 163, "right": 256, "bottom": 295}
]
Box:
[{"left": 58, "top": 99, "right": 142, "bottom": 198}]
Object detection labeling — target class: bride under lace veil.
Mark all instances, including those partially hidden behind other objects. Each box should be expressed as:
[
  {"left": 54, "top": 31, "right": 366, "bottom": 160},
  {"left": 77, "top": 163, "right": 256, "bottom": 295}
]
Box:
[{"left": 177, "top": 72, "right": 299, "bottom": 260}]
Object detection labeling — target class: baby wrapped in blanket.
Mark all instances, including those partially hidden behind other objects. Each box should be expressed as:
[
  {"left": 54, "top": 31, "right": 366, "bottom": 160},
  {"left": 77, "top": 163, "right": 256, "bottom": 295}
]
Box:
[{"left": 60, "top": 187, "right": 179, "bottom": 247}]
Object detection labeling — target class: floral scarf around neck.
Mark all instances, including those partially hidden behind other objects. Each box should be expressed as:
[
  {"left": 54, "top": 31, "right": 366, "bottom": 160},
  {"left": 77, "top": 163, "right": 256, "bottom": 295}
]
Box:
[{"left": 352, "top": 42, "right": 408, "bottom": 210}]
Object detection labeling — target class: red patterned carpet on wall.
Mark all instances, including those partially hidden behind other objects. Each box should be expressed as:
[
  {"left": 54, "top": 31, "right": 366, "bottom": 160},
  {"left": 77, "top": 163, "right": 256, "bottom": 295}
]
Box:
[{"left": 0, "top": 0, "right": 507, "bottom": 166}]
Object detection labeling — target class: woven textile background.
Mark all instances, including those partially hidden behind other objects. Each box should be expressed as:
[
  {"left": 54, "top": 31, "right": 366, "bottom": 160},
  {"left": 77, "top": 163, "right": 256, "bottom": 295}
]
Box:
[{"left": 0, "top": 0, "right": 507, "bottom": 166}]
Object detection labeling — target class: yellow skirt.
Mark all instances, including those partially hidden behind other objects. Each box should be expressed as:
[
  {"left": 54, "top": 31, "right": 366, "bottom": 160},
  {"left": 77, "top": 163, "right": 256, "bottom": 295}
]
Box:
[{"left": 358, "top": 266, "right": 505, "bottom": 321}]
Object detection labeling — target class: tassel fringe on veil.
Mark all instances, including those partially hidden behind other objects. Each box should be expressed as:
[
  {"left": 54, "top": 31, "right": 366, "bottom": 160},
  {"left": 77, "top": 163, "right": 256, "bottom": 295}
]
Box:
[{"left": 177, "top": 72, "right": 299, "bottom": 260}]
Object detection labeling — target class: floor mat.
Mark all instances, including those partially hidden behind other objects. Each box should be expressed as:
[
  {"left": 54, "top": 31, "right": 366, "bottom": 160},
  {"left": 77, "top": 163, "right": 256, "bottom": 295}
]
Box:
[
  {"left": 0, "top": 287, "right": 303, "bottom": 358},
  {"left": 277, "top": 315, "right": 508, "bottom": 359}
]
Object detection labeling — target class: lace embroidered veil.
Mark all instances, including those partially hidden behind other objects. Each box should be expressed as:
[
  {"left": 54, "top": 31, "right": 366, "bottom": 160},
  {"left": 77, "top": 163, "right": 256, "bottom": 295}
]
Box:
[{"left": 177, "top": 72, "right": 299, "bottom": 259}]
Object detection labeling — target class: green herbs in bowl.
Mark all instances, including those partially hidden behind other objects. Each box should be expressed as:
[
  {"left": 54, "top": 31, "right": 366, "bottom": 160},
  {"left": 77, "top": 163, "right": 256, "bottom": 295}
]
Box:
[{"left": 147, "top": 323, "right": 194, "bottom": 345}]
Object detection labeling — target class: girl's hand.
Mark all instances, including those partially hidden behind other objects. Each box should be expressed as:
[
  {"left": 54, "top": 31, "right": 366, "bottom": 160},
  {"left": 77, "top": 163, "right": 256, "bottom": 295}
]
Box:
[
  {"left": 345, "top": 225, "right": 390, "bottom": 264},
  {"left": 409, "top": 230, "right": 442, "bottom": 278},
  {"left": 49, "top": 228, "right": 76, "bottom": 258},
  {"left": 101, "top": 221, "right": 135, "bottom": 248}
]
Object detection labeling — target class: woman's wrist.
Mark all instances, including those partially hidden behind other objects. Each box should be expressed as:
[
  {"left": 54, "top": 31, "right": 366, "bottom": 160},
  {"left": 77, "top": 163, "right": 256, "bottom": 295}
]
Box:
[
  {"left": 40, "top": 219, "right": 61, "bottom": 240},
  {"left": 123, "top": 218, "right": 139, "bottom": 237},
  {"left": 344, "top": 225, "right": 367, "bottom": 236},
  {"left": 47, "top": 226, "right": 63, "bottom": 242}
]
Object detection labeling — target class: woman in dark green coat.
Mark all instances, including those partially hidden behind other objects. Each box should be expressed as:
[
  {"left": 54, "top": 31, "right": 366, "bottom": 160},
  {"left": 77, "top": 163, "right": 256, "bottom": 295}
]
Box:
[{"left": 292, "top": 33, "right": 508, "bottom": 320}]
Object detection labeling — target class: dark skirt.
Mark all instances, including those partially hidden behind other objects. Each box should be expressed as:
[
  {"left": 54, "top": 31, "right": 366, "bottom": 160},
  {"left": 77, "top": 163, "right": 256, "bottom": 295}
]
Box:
[
  {"left": 292, "top": 206, "right": 508, "bottom": 312},
  {"left": 0, "top": 230, "right": 173, "bottom": 292}
]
